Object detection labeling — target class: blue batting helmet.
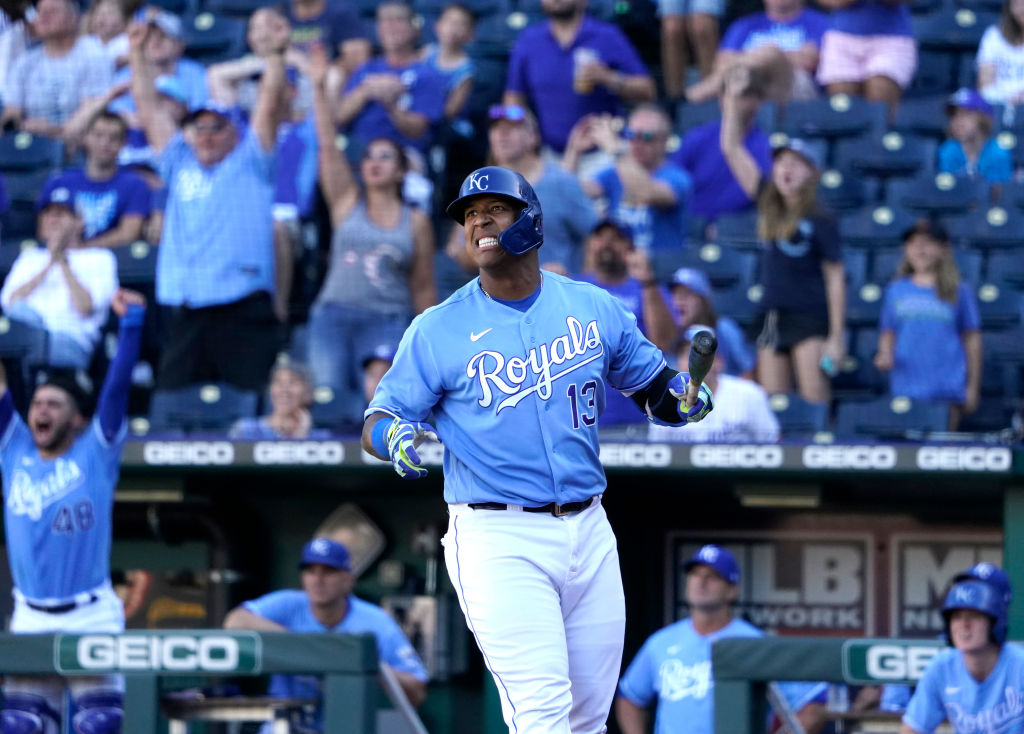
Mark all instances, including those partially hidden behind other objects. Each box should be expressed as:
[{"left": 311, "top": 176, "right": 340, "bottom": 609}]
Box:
[
  {"left": 942, "top": 579, "right": 1008, "bottom": 646},
  {"left": 445, "top": 166, "right": 543, "bottom": 255},
  {"left": 954, "top": 562, "right": 1012, "bottom": 606}
]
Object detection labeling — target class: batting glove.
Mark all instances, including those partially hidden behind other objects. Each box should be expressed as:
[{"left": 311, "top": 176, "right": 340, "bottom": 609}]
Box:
[
  {"left": 386, "top": 418, "right": 438, "bottom": 480},
  {"left": 668, "top": 372, "right": 714, "bottom": 424}
]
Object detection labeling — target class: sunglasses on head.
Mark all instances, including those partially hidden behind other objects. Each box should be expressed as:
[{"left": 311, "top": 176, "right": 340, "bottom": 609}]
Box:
[
  {"left": 363, "top": 149, "right": 397, "bottom": 161},
  {"left": 622, "top": 128, "right": 660, "bottom": 142},
  {"left": 488, "top": 104, "right": 527, "bottom": 122}
]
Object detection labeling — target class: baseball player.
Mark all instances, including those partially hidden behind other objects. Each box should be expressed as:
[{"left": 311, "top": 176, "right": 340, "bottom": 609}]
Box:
[
  {"left": 616, "top": 544, "right": 827, "bottom": 734},
  {"left": 901, "top": 568, "right": 1024, "bottom": 734},
  {"left": 0, "top": 288, "right": 145, "bottom": 734},
  {"left": 361, "top": 165, "right": 713, "bottom": 734}
]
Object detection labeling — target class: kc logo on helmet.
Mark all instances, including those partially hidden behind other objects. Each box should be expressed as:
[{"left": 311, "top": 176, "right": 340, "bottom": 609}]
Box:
[
  {"left": 467, "top": 172, "right": 490, "bottom": 191},
  {"left": 953, "top": 586, "right": 975, "bottom": 603}
]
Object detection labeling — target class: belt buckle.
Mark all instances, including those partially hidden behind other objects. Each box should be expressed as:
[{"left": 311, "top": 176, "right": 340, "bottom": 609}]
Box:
[{"left": 552, "top": 503, "right": 570, "bottom": 517}]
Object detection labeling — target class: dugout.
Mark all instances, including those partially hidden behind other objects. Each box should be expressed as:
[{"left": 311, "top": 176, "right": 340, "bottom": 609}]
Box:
[{"left": 0, "top": 436, "right": 1020, "bottom": 733}]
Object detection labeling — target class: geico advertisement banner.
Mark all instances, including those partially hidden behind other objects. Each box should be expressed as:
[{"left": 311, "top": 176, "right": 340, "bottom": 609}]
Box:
[
  {"left": 842, "top": 639, "right": 946, "bottom": 684},
  {"left": 667, "top": 533, "right": 873, "bottom": 635},
  {"left": 55, "top": 632, "right": 262, "bottom": 673},
  {"left": 891, "top": 535, "right": 1003, "bottom": 638}
]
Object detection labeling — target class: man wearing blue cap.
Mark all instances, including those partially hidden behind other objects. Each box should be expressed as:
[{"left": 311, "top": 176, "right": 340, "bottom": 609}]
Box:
[
  {"left": 616, "top": 543, "right": 826, "bottom": 734},
  {"left": 224, "top": 537, "right": 428, "bottom": 728}
]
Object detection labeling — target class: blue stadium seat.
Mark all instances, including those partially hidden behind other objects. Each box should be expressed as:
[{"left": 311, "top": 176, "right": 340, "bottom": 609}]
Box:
[
  {"left": 817, "top": 168, "right": 875, "bottom": 213},
  {"left": 912, "top": 8, "right": 996, "bottom": 52},
  {"left": 114, "top": 241, "right": 158, "bottom": 286},
  {"left": 831, "top": 327, "right": 886, "bottom": 399},
  {"left": 846, "top": 282, "right": 885, "bottom": 326},
  {"left": 0, "top": 315, "right": 47, "bottom": 361},
  {"left": 832, "top": 132, "right": 936, "bottom": 180},
  {"left": 834, "top": 396, "right": 950, "bottom": 440},
  {"left": 182, "top": 13, "right": 246, "bottom": 64},
  {"left": 767, "top": 393, "right": 829, "bottom": 438},
  {"left": 203, "top": 0, "right": 277, "bottom": 18},
  {"left": 954, "top": 248, "right": 985, "bottom": 285},
  {"left": 985, "top": 251, "right": 1024, "bottom": 289},
  {"left": 776, "top": 95, "right": 887, "bottom": 142},
  {"left": 309, "top": 385, "right": 352, "bottom": 432},
  {"left": 148, "top": 383, "right": 259, "bottom": 434},
  {"left": 0, "top": 202, "right": 38, "bottom": 244},
  {"left": 975, "top": 282, "right": 1023, "bottom": 328},
  {"left": 886, "top": 173, "right": 989, "bottom": 215},
  {"left": 147, "top": 0, "right": 193, "bottom": 14},
  {"left": 906, "top": 50, "right": 961, "bottom": 98},
  {"left": 677, "top": 100, "right": 721, "bottom": 135},
  {"left": 892, "top": 95, "right": 950, "bottom": 140},
  {"left": 983, "top": 325, "right": 1024, "bottom": 397},
  {"left": 710, "top": 283, "right": 761, "bottom": 328},
  {"left": 958, "top": 397, "right": 1014, "bottom": 432},
  {"left": 713, "top": 208, "right": 759, "bottom": 249},
  {"left": 843, "top": 249, "right": 869, "bottom": 291},
  {"left": 869, "top": 247, "right": 982, "bottom": 284},
  {"left": 0, "top": 132, "right": 63, "bottom": 173},
  {"left": 943, "top": 206, "right": 1024, "bottom": 249},
  {"left": 839, "top": 205, "right": 917, "bottom": 249},
  {"left": 651, "top": 243, "right": 757, "bottom": 289}
]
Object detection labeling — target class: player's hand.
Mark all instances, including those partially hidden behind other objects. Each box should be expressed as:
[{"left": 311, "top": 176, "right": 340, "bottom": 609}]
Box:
[
  {"left": 668, "top": 372, "right": 713, "bottom": 423},
  {"left": 386, "top": 417, "right": 438, "bottom": 480}
]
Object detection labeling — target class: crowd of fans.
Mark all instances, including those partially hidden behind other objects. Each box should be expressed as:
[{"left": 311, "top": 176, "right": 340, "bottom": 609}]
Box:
[{"left": 0, "top": 0, "right": 1020, "bottom": 441}]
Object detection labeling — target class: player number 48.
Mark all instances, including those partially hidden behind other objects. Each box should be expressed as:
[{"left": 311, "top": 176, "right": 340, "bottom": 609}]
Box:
[{"left": 51, "top": 500, "right": 95, "bottom": 535}]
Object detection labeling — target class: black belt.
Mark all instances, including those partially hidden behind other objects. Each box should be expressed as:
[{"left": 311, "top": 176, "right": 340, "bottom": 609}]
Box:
[
  {"left": 468, "top": 497, "right": 595, "bottom": 517},
  {"left": 26, "top": 593, "right": 99, "bottom": 614}
]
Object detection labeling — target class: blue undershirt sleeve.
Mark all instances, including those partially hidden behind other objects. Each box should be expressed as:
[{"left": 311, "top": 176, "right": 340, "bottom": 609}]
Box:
[{"left": 97, "top": 305, "right": 145, "bottom": 442}]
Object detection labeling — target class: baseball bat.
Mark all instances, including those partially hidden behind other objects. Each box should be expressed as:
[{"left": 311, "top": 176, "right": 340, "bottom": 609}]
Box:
[{"left": 685, "top": 329, "right": 718, "bottom": 408}]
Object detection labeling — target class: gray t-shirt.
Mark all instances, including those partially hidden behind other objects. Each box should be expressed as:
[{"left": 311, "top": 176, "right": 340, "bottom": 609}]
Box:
[{"left": 4, "top": 37, "right": 113, "bottom": 122}]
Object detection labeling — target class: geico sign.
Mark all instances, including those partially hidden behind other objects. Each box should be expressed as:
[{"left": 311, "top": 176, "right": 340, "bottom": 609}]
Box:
[
  {"left": 253, "top": 441, "right": 344, "bottom": 465},
  {"left": 916, "top": 447, "right": 1011, "bottom": 472},
  {"left": 865, "top": 644, "right": 940, "bottom": 681},
  {"left": 690, "top": 445, "right": 783, "bottom": 469},
  {"left": 600, "top": 443, "right": 672, "bottom": 467},
  {"left": 802, "top": 445, "right": 896, "bottom": 470},
  {"left": 76, "top": 634, "right": 241, "bottom": 671},
  {"left": 143, "top": 441, "right": 234, "bottom": 465}
]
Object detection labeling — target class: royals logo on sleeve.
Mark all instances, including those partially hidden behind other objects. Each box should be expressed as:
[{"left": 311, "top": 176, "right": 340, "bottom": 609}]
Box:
[{"left": 466, "top": 316, "right": 604, "bottom": 412}]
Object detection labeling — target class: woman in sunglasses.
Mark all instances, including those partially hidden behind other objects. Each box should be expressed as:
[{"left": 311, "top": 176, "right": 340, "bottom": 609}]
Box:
[{"left": 306, "top": 45, "right": 437, "bottom": 426}]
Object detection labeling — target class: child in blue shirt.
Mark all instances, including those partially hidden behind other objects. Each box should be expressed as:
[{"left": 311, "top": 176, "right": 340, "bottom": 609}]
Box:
[
  {"left": 421, "top": 3, "right": 476, "bottom": 124},
  {"left": 938, "top": 87, "right": 1013, "bottom": 183}
]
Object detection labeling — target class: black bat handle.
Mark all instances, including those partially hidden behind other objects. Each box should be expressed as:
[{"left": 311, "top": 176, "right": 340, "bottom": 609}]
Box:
[{"left": 687, "top": 329, "right": 719, "bottom": 388}]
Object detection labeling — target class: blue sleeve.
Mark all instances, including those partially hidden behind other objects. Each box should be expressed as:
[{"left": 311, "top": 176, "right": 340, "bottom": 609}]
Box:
[
  {"left": 375, "top": 616, "right": 429, "bottom": 680},
  {"left": 956, "top": 283, "right": 982, "bottom": 331},
  {"left": 980, "top": 141, "right": 1013, "bottom": 183},
  {"left": 97, "top": 305, "right": 144, "bottom": 442},
  {"left": 409, "top": 64, "right": 446, "bottom": 123},
  {"left": 618, "top": 639, "right": 657, "bottom": 706},
  {"left": 123, "top": 173, "right": 152, "bottom": 216},
  {"left": 243, "top": 590, "right": 302, "bottom": 626},
  {"left": 345, "top": 62, "right": 370, "bottom": 93},
  {"left": 0, "top": 389, "right": 14, "bottom": 441},
  {"left": 604, "top": 293, "right": 667, "bottom": 392},
  {"left": 880, "top": 684, "right": 913, "bottom": 713},
  {"left": 879, "top": 282, "right": 898, "bottom": 332},
  {"left": 662, "top": 166, "right": 693, "bottom": 207},
  {"left": 157, "top": 132, "right": 189, "bottom": 185},
  {"left": 937, "top": 139, "right": 961, "bottom": 174},
  {"left": 242, "top": 127, "right": 276, "bottom": 181},
  {"left": 721, "top": 17, "right": 750, "bottom": 50},
  {"left": 505, "top": 34, "right": 529, "bottom": 95},
  {"left": 366, "top": 313, "right": 443, "bottom": 422},
  {"left": 902, "top": 661, "right": 945, "bottom": 734},
  {"left": 591, "top": 165, "right": 617, "bottom": 198}
]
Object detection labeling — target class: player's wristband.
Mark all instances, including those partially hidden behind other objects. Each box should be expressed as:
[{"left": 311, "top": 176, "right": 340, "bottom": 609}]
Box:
[
  {"left": 120, "top": 304, "right": 146, "bottom": 329},
  {"left": 370, "top": 416, "right": 391, "bottom": 457}
]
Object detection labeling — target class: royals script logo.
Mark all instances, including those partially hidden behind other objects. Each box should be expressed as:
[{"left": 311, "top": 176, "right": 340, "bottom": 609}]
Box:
[
  {"left": 467, "top": 317, "right": 604, "bottom": 412},
  {"left": 7, "top": 458, "right": 83, "bottom": 520}
]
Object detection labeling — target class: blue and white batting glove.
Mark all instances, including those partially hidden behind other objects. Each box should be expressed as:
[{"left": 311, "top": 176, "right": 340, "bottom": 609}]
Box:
[
  {"left": 668, "top": 372, "right": 714, "bottom": 424},
  {"left": 385, "top": 418, "right": 438, "bottom": 480}
]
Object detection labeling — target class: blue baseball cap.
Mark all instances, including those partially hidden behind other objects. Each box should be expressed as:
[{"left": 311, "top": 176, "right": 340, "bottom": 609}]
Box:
[
  {"left": 947, "top": 87, "right": 993, "bottom": 119},
  {"left": 670, "top": 267, "right": 712, "bottom": 299},
  {"left": 773, "top": 137, "right": 824, "bottom": 171},
  {"left": 37, "top": 184, "right": 75, "bottom": 212},
  {"left": 298, "top": 538, "right": 351, "bottom": 571},
  {"left": 683, "top": 544, "right": 740, "bottom": 585},
  {"left": 184, "top": 101, "right": 247, "bottom": 130},
  {"left": 955, "top": 562, "right": 1012, "bottom": 604}
]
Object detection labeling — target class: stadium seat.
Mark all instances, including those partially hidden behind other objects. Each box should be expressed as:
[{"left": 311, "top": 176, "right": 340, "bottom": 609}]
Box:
[
  {"left": 839, "top": 205, "right": 917, "bottom": 249},
  {"left": 148, "top": 383, "right": 259, "bottom": 434},
  {"left": 891, "top": 95, "right": 950, "bottom": 140},
  {"left": 832, "top": 132, "right": 936, "bottom": 180},
  {"left": 831, "top": 327, "right": 886, "bottom": 399},
  {"left": 817, "top": 168, "right": 875, "bottom": 213},
  {"left": 975, "top": 282, "right": 1023, "bottom": 328},
  {"left": 713, "top": 208, "right": 759, "bottom": 249},
  {"left": 985, "top": 251, "right": 1024, "bottom": 289},
  {"left": 0, "top": 131, "right": 63, "bottom": 173},
  {"left": 983, "top": 325, "right": 1024, "bottom": 397},
  {"left": 776, "top": 95, "right": 887, "bottom": 142},
  {"left": 834, "top": 396, "right": 950, "bottom": 440},
  {"left": 0, "top": 202, "right": 38, "bottom": 244},
  {"left": 651, "top": 243, "right": 757, "bottom": 289},
  {"left": 147, "top": 0, "right": 192, "bottom": 14},
  {"left": 886, "top": 173, "right": 989, "bottom": 215},
  {"left": 114, "top": 240, "right": 158, "bottom": 286},
  {"left": 869, "top": 247, "right": 982, "bottom": 284},
  {"left": 912, "top": 8, "right": 996, "bottom": 52},
  {"left": 843, "top": 249, "right": 869, "bottom": 291},
  {"left": 309, "top": 385, "right": 352, "bottom": 433},
  {"left": 710, "top": 283, "right": 762, "bottom": 329},
  {"left": 958, "top": 397, "right": 1015, "bottom": 432},
  {"left": 677, "top": 100, "right": 721, "bottom": 135},
  {"left": 182, "top": 13, "right": 246, "bottom": 64},
  {"left": 906, "top": 50, "right": 961, "bottom": 98},
  {"left": 767, "top": 393, "right": 829, "bottom": 439},
  {"left": 943, "top": 206, "right": 1024, "bottom": 249},
  {"left": 0, "top": 315, "right": 47, "bottom": 361},
  {"left": 203, "top": 0, "right": 278, "bottom": 18},
  {"left": 846, "top": 282, "right": 885, "bottom": 326}
]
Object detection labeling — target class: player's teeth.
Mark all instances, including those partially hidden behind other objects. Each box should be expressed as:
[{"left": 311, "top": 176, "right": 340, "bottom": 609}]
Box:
[{"left": 479, "top": 237, "right": 498, "bottom": 249}]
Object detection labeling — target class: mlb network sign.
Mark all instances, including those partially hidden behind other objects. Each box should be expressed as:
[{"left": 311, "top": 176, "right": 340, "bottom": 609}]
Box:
[
  {"left": 55, "top": 632, "right": 262, "bottom": 674},
  {"left": 842, "top": 639, "right": 945, "bottom": 684}
]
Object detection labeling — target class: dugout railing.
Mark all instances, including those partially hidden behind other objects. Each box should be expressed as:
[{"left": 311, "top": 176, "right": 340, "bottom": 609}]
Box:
[
  {"left": 0, "top": 630, "right": 381, "bottom": 732},
  {"left": 712, "top": 636, "right": 966, "bottom": 733}
]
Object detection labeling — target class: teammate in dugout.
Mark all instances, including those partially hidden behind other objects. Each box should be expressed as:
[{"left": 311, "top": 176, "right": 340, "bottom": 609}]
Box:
[
  {"left": 0, "top": 288, "right": 146, "bottom": 734},
  {"left": 361, "top": 165, "right": 714, "bottom": 734},
  {"left": 900, "top": 565, "right": 1024, "bottom": 734}
]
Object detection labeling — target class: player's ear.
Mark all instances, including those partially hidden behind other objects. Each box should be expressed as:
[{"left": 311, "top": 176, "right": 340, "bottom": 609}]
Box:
[{"left": 726, "top": 583, "right": 740, "bottom": 605}]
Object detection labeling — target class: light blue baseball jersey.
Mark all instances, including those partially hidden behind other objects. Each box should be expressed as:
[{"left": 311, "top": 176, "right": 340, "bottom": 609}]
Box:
[
  {"left": 618, "top": 617, "right": 827, "bottom": 734},
  {"left": 243, "top": 589, "right": 428, "bottom": 701},
  {"left": 0, "top": 405, "right": 126, "bottom": 601},
  {"left": 903, "top": 645, "right": 1024, "bottom": 733},
  {"left": 366, "top": 272, "right": 667, "bottom": 506}
]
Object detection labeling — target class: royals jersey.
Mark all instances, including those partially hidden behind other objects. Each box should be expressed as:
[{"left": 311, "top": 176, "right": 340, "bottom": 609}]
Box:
[
  {"left": 618, "top": 617, "right": 826, "bottom": 734},
  {"left": 903, "top": 645, "right": 1024, "bottom": 734},
  {"left": 366, "top": 272, "right": 666, "bottom": 506},
  {"left": 0, "top": 402, "right": 126, "bottom": 601}
]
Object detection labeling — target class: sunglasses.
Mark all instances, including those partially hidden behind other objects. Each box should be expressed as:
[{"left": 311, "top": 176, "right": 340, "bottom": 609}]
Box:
[
  {"left": 622, "top": 128, "right": 661, "bottom": 142},
  {"left": 488, "top": 104, "right": 528, "bottom": 122},
  {"left": 363, "top": 149, "right": 397, "bottom": 161},
  {"left": 193, "top": 120, "right": 228, "bottom": 134}
]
